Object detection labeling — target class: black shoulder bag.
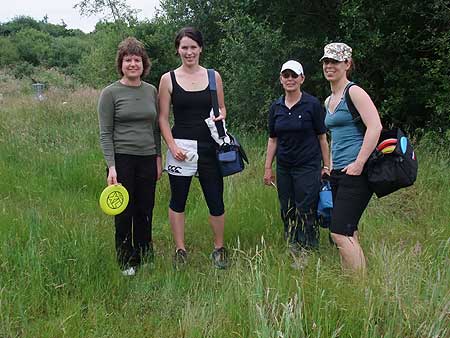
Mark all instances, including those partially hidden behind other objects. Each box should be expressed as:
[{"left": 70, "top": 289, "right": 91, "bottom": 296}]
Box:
[{"left": 345, "top": 83, "right": 418, "bottom": 198}]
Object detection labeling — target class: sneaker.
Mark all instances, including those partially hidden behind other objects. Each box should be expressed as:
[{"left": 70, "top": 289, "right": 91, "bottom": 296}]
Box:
[
  {"left": 121, "top": 266, "right": 136, "bottom": 276},
  {"left": 173, "top": 248, "right": 187, "bottom": 269},
  {"left": 211, "top": 247, "right": 228, "bottom": 269}
]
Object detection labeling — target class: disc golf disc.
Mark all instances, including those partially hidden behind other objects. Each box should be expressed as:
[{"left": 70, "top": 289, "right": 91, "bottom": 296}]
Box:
[
  {"left": 400, "top": 136, "right": 408, "bottom": 154},
  {"left": 99, "top": 184, "right": 129, "bottom": 215},
  {"left": 377, "top": 138, "right": 397, "bottom": 151},
  {"left": 381, "top": 144, "right": 396, "bottom": 154}
]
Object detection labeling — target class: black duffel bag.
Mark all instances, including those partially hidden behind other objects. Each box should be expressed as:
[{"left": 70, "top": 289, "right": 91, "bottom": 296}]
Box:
[{"left": 367, "top": 128, "right": 418, "bottom": 198}]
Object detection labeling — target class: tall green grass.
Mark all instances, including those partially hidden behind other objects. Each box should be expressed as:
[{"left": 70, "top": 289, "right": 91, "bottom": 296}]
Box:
[{"left": 0, "top": 86, "right": 448, "bottom": 338}]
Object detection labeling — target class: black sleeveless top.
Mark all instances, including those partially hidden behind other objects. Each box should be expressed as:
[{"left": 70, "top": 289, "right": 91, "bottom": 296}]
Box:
[{"left": 170, "top": 71, "right": 214, "bottom": 143}]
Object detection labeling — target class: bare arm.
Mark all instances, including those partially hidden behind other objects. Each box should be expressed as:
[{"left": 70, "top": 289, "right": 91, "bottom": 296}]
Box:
[
  {"left": 318, "top": 133, "right": 331, "bottom": 176},
  {"left": 263, "top": 137, "right": 277, "bottom": 185},
  {"left": 343, "top": 85, "right": 382, "bottom": 175},
  {"left": 213, "top": 71, "right": 227, "bottom": 121},
  {"left": 158, "top": 72, "right": 186, "bottom": 161}
]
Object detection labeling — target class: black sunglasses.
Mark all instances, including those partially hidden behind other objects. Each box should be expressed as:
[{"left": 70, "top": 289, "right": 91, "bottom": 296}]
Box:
[{"left": 281, "top": 71, "right": 299, "bottom": 79}]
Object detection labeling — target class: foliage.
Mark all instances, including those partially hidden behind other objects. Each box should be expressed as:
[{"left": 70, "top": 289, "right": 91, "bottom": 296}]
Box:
[
  {"left": 338, "top": 0, "right": 450, "bottom": 130},
  {"left": 423, "top": 30, "right": 450, "bottom": 129},
  {"left": 1, "top": 0, "right": 450, "bottom": 131},
  {"left": 0, "top": 15, "right": 82, "bottom": 37},
  {"left": 133, "top": 19, "right": 180, "bottom": 86},
  {"left": 74, "top": 0, "right": 140, "bottom": 25},
  {"left": 216, "top": 15, "right": 288, "bottom": 130},
  {"left": 0, "top": 37, "right": 20, "bottom": 66},
  {"left": 0, "top": 15, "right": 41, "bottom": 35},
  {"left": 48, "top": 36, "right": 92, "bottom": 74},
  {"left": 75, "top": 22, "right": 133, "bottom": 88},
  {"left": 11, "top": 61, "right": 35, "bottom": 79},
  {"left": 12, "top": 28, "right": 52, "bottom": 66}
]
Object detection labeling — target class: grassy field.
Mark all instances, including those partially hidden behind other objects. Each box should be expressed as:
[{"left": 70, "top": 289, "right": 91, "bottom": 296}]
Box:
[{"left": 0, "top": 83, "right": 449, "bottom": 338}]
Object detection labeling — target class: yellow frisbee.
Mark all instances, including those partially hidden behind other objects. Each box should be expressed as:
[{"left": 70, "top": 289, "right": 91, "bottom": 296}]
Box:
[{"left": 99, "top": 184, "right": 129, "bottom": 215}]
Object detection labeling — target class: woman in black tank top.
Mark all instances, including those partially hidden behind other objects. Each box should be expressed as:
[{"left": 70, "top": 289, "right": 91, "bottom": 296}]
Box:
[
  {"left": 158, "top": 27, "right": 229, "bottom": 269},
  {"left": 169, "top": 70, "right": 214, "bottom": 142}
]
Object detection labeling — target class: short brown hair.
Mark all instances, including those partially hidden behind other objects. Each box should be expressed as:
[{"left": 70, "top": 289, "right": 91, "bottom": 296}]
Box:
[{"left": 115, "top": 37, "right": 151, "bottom": 78}]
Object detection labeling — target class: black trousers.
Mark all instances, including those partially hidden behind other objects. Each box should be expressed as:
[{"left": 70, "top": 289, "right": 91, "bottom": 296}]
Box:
[
  {"left": 168, "top": 142, "right": 224, "bottom": 216},
  {"left": 276, "top": 161, "right": 321, "bottom": 249},
  {"left": 112, "top": 154, "right": 157, "bottom": 268}
]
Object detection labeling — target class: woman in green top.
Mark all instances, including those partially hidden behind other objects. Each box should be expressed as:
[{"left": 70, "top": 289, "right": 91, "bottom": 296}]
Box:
[{"left": 98, "top": 37, "right": 162, "bottom": 276}]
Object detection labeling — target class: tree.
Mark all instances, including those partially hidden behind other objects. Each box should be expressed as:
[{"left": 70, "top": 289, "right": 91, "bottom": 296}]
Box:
[
  {"left": 75, "top": 23, "right": 133, "bottom": 87},
  {"left": 0, "top": 16, "right": 40, "bottom": 35},
  {"left": 74, "top": 0, "right": 140, "bottom": 25},
  {"left": 216, "top": 15, "right": 289, "bottom": 130},
  {"left": 339, "top": 0, "right": 450, "bottom": 130}
]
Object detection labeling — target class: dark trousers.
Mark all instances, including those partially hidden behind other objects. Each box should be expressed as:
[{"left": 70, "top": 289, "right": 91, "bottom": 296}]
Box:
[
  {"left": 276, "top": 161, "right": 321, "bottom": 249},
  {"left": 169, "top": 141, "right": 224, "bottom": 216},
  {"left": 113, "top": 154, "right": 157, "bottom": 268},
  {"left": 329, "top": 169, "right": 373, "bottom": 236}
]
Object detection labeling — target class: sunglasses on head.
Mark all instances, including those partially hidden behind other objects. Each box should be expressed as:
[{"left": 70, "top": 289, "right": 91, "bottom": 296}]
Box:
[{"left": 281, "top": 71, "right": 299, "bottom": 79}]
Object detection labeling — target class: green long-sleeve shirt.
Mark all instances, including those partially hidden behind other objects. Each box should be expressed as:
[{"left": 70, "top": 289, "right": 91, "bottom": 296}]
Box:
[{"left": 98, "top": 81, "right": 161, "bottom": 167}]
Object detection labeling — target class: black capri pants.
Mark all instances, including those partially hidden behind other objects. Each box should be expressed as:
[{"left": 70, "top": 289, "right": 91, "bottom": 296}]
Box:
[
  {"left": 329, "top": 169, "right": 373, "bottom": 236},
  {"left": 169, "top": 142, "right": 224, "bottom": 216}
]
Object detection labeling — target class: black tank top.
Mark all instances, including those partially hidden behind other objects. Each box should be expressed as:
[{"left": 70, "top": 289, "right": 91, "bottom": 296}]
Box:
[{"left": 170, "top": 71, "right": 214, "bottom": 142}]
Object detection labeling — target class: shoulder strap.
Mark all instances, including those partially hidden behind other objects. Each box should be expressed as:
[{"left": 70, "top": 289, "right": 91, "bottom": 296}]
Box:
[
  {"left": 344, "top": 82, "right": 360, "bottom": 121},
  {"left": 324, "top": 96, "right": 331, "bottom": 111},
  {"left": 169, "top": 71, "right": 176, "bottom": 88},
  {"left": 344, "top": 82, "right": 366, "bottom": 131},
  {"left": 207, "top": 69, "right": 226, "bottom": 138}
]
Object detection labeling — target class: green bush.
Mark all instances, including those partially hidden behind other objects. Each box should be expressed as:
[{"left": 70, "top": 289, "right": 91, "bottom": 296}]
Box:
[
  {"left": 0, "top": 37, "right": 20, "bottom": 66},
  {"left": 12, "top": 28, "right": 52, "bottom": 66}
]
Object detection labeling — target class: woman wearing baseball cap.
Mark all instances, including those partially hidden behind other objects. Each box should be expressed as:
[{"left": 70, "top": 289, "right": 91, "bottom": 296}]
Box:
[
  {"left": 321, "top": 43, "right": 382, "bottom": 272},
  {"left": 264, "top": 60, "right": 330, "bottom": 255}
]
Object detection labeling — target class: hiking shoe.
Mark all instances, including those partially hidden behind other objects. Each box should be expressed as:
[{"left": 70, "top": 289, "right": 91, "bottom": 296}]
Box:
[
  {"left": 173, "top": 248, "right": 187, "bottom": 269},
  {"left": 121, "top": 266, "right": 136, "bottom": 276},
  {"left": 211, "top": 247, "right": 228, "bottom": 269}
]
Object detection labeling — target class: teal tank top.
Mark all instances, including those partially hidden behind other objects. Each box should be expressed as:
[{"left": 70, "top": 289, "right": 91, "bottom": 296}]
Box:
[{"left": 325, "top": 90, "right": 364, "bottom": 169}]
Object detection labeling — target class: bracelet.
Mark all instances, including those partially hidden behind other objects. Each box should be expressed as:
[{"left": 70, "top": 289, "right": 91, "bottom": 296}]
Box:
[
  {"left": 322, "top": 166, "right": 330, "bottom": 170},
  {"left": 264, "top": 167, "right": 272, "bottom": 169}
]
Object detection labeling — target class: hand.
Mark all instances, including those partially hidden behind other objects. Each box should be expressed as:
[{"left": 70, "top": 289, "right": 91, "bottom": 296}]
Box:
[
  {"left": 169, "top": 144, "right": 186, "bottom": 161},
  {"left": 107, "top": 166, "right": 118, "bottom": 185},
  {"left": 321, "top": 167, "right": 331, "bottom": 178},
  {"left": 341, "top": 160, "right": 364, "bottom": 176},
  {"left": 156, "top": 156, "right": 162, "bottom": 180},
  {"left": 212, "top": 113, "right": 226, "bottom": 122},
  {"left": 263, "top": 168, "right": 275, "bottom": 186}
]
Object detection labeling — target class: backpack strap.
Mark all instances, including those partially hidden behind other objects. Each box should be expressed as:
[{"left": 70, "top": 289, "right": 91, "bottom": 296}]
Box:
[
  {"left": 324, "top": 96, "right": 331, "bottom": 111},
  {"left": 344, "top": 82, "right": 365, "bottom": 130},
  {"left": 207, "top": 69, "right": 226, "bottom": 138}
]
